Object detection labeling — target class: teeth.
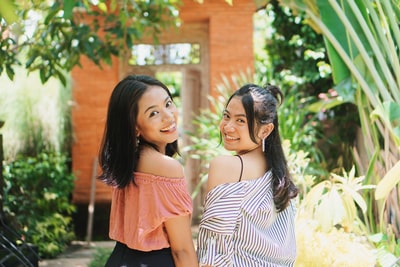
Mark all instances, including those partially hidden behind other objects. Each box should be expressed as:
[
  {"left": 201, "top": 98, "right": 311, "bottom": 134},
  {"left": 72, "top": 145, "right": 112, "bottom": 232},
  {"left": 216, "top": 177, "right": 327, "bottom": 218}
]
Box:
[
  {"left": 161, "top": 123, "right": 175, "bottom": 131},
  {"left": 225, "top": 135, "right": 238, "bottom": 140}
]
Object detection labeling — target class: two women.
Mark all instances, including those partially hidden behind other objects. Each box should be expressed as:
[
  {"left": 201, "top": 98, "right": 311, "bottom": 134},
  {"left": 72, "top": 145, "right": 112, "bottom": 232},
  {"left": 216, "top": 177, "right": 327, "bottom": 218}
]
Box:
[{"left": 99, "top": 75, "right": 297, "bottom": 266}]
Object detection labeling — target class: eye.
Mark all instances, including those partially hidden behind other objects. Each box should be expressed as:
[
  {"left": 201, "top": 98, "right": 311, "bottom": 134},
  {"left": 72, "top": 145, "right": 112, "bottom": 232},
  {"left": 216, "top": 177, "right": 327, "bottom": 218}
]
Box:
[
  {"left": 149, "top": 110, "right": 159, "bottom": 117},
  {"left": 237, "top": 118, "right": 246, "bottom": 123},
  {"left": 222, "top": 113, "right": 230, "bottom": 120},
  {"left": 166, "top": 99, "right": 174, "bottom": 108}
]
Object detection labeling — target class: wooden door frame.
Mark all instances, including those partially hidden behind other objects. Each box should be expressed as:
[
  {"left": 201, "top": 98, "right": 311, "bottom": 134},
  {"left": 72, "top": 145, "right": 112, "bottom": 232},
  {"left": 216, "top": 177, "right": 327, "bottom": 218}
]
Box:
[{"left": 118, "top": 22, "right": 210, "bottom": 221}]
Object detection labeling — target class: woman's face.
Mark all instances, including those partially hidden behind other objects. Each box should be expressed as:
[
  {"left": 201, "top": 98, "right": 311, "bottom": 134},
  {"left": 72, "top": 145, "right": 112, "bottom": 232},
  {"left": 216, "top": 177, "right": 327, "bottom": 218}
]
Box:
[
  {"left": 219, "top": 96, "right": 261, "bottom": 154},
  {"left": 136, "top": 85, "right": 179, "bottom": 152}
]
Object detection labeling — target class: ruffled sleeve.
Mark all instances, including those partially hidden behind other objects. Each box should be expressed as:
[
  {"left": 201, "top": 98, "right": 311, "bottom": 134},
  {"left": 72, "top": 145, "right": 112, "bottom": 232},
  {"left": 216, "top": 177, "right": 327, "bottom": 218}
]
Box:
[
  {"left": 109, "top": 172, "right": 192, "bottom": 251},
  {"left": 197, "top": 172, "right": 275, "bottom": 266},
  {"left": 197, "top": 182, "right": 246, "bottom": 266}
]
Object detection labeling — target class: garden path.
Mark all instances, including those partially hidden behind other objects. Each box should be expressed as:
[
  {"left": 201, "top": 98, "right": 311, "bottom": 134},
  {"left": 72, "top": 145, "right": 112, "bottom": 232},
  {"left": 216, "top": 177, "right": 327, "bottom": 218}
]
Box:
[
  {"left": 38, "top": 241, "right": 114, "bottom": 267},
  {"left": 38, "top": 225, "right": 199, "bottom": 267}
]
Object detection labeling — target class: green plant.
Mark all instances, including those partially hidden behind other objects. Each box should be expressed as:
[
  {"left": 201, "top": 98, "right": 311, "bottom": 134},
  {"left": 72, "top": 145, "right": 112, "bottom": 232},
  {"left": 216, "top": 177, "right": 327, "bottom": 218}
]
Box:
[
  {"left": 301, "top": 166, "right": 375, "bottom": 233},
  {"left": 3, "top": 152, "right": 76, "bottom": 258},
  {"left": 256, "top": 2, "right": 349, "bottom": 175},
  {"left": 0, "top": 0, "right": 182, "bottom": 84},
  {"left": 0, "top": 70, "right": 72, "bottom": 159},
  {"left": 88, "top": 247, "right": 113, "bottom": 267},
  {"left": 279, "top": 0, "right": 400, "bottom": 262},
  {"left": 31, "top": 214, "right": 75, "bottom": 258},
  {"left": 295, "top": 167, "right": 378, "bottom": 266},
  {"left": 369, "top": 231, "right": 400, "bottom": 267},
  {"left": 277, "top": 81, "right": 327, "bottom": 178}
]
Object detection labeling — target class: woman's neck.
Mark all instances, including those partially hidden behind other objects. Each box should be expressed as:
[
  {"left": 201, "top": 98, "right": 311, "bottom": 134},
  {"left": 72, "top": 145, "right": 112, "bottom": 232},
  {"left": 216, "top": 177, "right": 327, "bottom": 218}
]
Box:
[
  {"left": 236, "top": 145, "right": 262, "bottom": 156},
  {"left": 141, "top": 144, "right": 164, "bottom": 155}
]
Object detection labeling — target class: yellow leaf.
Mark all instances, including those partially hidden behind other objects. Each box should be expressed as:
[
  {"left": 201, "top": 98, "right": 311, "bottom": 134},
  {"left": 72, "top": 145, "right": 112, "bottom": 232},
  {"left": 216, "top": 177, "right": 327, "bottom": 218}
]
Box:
[
  {"left": 98, "top": 3, "right": 108, "bottom": 13},
  {"left": 304, "top": 182, "right": 327, "bottom": 211},
  {"left": 315, "top": 195, "right": 333, "bottom": 232},
  {"left": 0, "top": 0, "right": 18, "bottom": 23},
  {"left": 375, "top": 160, "right": 400, "bottom": 200},
  {"left": 328, "top": 188, "right": 346, "bottom": 226}
]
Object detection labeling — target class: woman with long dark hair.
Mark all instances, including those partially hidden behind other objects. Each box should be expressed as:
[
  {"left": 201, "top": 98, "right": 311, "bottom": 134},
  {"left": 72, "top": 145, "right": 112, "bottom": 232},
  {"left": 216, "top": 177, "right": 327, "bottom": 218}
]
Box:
[
  {"left": 197, "top": 83, "right": 298, "bottom": 266},
  {"left": 98, "top": 75, "right": 198, "bottom": 267}
]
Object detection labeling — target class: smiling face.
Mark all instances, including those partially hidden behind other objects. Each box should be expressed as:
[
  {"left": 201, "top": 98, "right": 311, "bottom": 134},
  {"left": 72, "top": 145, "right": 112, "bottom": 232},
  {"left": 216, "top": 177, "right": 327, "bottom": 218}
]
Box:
[
  {"left": 219, "top": 96, "right": 262, "bottom": 154},
  {"left": 136, "top": 85, "right": 179, "bottom": 152}
]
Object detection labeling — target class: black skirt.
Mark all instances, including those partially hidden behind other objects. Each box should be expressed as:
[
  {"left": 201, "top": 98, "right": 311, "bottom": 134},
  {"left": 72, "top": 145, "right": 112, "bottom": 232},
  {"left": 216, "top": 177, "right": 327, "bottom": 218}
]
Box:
[{"left": 105, "top": 242, "right": 175, "bottom": 267}]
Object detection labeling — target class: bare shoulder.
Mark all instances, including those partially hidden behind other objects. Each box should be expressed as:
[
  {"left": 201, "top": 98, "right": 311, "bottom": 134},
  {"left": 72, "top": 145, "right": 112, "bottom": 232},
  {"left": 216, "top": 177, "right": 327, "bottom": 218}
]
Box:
[
  {"left": 209, "top": 155, "right": 236, "bottom": 170},
  {"left": 138, "top": 151, "right": 184, "bottom": 178},
  {"left": 207, "top": 155, "right": 241, "bottom": 192}
]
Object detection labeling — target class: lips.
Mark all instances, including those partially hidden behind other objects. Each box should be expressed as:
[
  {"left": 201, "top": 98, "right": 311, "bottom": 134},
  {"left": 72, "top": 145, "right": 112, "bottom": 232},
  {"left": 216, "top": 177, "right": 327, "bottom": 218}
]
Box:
[
  {"left": 224, "top": 134, "right": 239, "bottom": 141},
  {"left": 160, "top": 123, "right": 177, "bottom": 132}
]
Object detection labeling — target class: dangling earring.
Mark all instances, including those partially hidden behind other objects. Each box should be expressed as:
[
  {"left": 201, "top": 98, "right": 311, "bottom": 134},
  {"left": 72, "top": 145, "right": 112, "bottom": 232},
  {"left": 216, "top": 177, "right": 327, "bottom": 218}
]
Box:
[
  {"left": 135, "top": 136, "right": 140, "bottom": 153},
  {"left": 262, "top": 138, "right": 265, "bottom": 152}
]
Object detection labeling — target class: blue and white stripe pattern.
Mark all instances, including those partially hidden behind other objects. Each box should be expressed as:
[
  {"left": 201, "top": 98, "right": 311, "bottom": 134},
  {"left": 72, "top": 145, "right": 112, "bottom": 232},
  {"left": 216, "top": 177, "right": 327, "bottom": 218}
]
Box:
[{"left": 197, "top": 171, "right": 297, "bottom": 266}]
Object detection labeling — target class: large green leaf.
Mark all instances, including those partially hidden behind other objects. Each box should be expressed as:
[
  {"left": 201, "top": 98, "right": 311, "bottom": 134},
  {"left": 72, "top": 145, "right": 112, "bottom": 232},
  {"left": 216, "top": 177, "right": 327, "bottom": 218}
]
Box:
[
  {"left": 316, "top": 0, "right": 350, "bottom": 84},
  {"left": 307, "top": 98, "right": 344, "bottom": 113},
  {"left": 371, "top": 101, "right": 400, "bottom": 145},
  {"left": 316, "top": 0, "right": 371, "bottom": 85},
  {"left": 0, "top": 0, "right": 18, "bottom": 23}
]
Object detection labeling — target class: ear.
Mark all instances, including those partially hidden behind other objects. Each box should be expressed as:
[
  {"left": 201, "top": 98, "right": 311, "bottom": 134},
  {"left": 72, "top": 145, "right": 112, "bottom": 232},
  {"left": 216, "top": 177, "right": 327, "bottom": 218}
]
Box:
[
  {"left": 261, "top": 123, "right": 274, "bottom": 139},
  {"left": 135, "top": 127, "right": 140, "bottom": 138}
]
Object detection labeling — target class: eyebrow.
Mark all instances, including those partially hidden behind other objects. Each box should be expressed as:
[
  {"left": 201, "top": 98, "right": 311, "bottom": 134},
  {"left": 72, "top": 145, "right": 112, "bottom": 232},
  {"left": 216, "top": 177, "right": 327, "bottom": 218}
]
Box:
[
  {"left": 144, "top": 96, "right": 171, "bottom": 114},
  {"left": 224, "top": 109, "right": 246, "bottom": 118}
]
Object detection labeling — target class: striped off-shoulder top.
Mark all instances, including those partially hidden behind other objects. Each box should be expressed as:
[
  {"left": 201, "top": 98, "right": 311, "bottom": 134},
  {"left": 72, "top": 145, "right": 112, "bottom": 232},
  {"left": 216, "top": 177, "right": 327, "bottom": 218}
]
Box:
[{"left": 197, "top": 171, "right": 297, "bottom": 267}]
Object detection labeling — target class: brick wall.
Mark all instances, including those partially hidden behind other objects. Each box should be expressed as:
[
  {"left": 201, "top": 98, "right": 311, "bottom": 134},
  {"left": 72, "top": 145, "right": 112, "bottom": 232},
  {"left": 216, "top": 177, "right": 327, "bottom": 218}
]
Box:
[
  {"left": 180, "top": 0, "right": 256, "bottom": 97},
  {"left": 71, "top": 0, "right": 256, "bottom": 203}
]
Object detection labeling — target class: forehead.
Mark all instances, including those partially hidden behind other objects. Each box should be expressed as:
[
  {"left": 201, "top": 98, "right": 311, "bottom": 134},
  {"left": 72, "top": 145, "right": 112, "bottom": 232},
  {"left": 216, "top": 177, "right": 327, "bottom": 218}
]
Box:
[
  {"left": 142, "top": 85, "right": 168, "bottom": 98},
  {"left": 226, "top": 96, "right": 245, "bottom": 114},
  {"left": 138, "top": 86, "right": 169, "bottom": 106}
]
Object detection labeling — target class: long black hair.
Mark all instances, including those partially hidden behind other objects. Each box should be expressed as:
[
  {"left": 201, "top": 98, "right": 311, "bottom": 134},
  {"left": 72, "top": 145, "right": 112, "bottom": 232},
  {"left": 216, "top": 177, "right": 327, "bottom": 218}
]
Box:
[
  {"left": 226, "top": 83, "right": 298, "bottom": 211},
  {"left": 98, "top": 75, "right": 178, "bottom": 188}
]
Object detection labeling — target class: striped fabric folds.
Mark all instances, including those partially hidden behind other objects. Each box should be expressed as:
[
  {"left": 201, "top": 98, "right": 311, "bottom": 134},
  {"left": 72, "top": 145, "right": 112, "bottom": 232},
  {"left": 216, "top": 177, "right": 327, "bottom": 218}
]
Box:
[{"left": 197, "top": 171, "right": 297, "bottom": 267}]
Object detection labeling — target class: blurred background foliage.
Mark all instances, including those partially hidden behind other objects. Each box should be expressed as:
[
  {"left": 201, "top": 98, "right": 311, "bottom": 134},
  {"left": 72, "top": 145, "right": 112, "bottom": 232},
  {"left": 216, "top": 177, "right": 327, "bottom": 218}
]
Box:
[
  {"left": 1, "top": 0, "right": 399, "bottom": 265},
  {"left": 187, "top": 1, "right": 399, "bottom": 266}
]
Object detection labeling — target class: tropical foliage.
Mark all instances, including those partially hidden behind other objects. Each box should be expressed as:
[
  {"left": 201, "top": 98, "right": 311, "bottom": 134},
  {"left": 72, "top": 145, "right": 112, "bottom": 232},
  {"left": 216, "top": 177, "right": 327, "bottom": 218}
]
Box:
[
  {"left": 3, "top": 152, "right": 76, "bottom": 258},
  {"left": 0, "top": 0, "right": 181, "bottom": 85},
  {"left": 2, "top": 0, "right": 400, "bottom": 264},
  {"left": 188, "top": 1, "right": 400, "bottom": 265},
  {"left": 277, "top": 0, "right": 400, "bottom": 264},
  {"left": 259, "top": 0, "right": 359, "bottom": 174},
  {"left": 0, "top": 68, "right": 75, "bottom": 258}
]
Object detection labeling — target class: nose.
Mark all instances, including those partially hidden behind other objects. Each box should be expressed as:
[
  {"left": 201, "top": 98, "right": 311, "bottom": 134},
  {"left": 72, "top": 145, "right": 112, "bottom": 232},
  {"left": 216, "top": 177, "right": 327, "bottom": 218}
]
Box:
[
  {"left": 223, "top": 121, "right": 235, "bottom": 132},
  {"left": 162, "top": 108, "right": 175, "bottom": 122}
]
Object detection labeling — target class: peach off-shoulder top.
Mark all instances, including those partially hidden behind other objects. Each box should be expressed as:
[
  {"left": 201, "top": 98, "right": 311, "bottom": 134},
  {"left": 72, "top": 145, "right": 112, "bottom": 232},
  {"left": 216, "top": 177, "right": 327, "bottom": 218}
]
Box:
[{"left": 108, "top": 172, "right": 193, "bottom": 251}]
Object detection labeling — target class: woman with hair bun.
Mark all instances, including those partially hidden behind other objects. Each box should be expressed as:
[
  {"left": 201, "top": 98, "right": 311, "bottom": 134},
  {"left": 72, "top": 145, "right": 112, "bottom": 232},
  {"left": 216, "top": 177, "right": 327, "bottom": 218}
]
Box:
[{"left": 197, "top": 83, "right": 298, "bottom": 267}]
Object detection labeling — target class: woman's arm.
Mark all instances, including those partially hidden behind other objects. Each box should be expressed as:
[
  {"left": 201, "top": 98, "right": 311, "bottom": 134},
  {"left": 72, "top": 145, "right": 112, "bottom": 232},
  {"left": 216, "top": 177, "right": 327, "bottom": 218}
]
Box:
[{"left": 165, "top": 214, "right": 199, "bottom": 267}]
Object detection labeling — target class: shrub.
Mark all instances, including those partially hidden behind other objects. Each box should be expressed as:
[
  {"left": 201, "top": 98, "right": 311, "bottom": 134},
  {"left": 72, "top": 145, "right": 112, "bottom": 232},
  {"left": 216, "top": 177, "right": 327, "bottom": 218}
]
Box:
[{"left": 2, "top": 152, "right": 76, "bottom": 258}]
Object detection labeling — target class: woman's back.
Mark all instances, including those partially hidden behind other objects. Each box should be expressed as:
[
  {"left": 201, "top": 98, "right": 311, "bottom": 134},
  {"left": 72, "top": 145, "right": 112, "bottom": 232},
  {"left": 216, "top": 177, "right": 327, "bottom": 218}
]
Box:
[
  {"left": 206, "top": 152, "right": 267, "bottom": 192},
  {"left": 197, "top": 171, "right": 296, "bottom": 267}
]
